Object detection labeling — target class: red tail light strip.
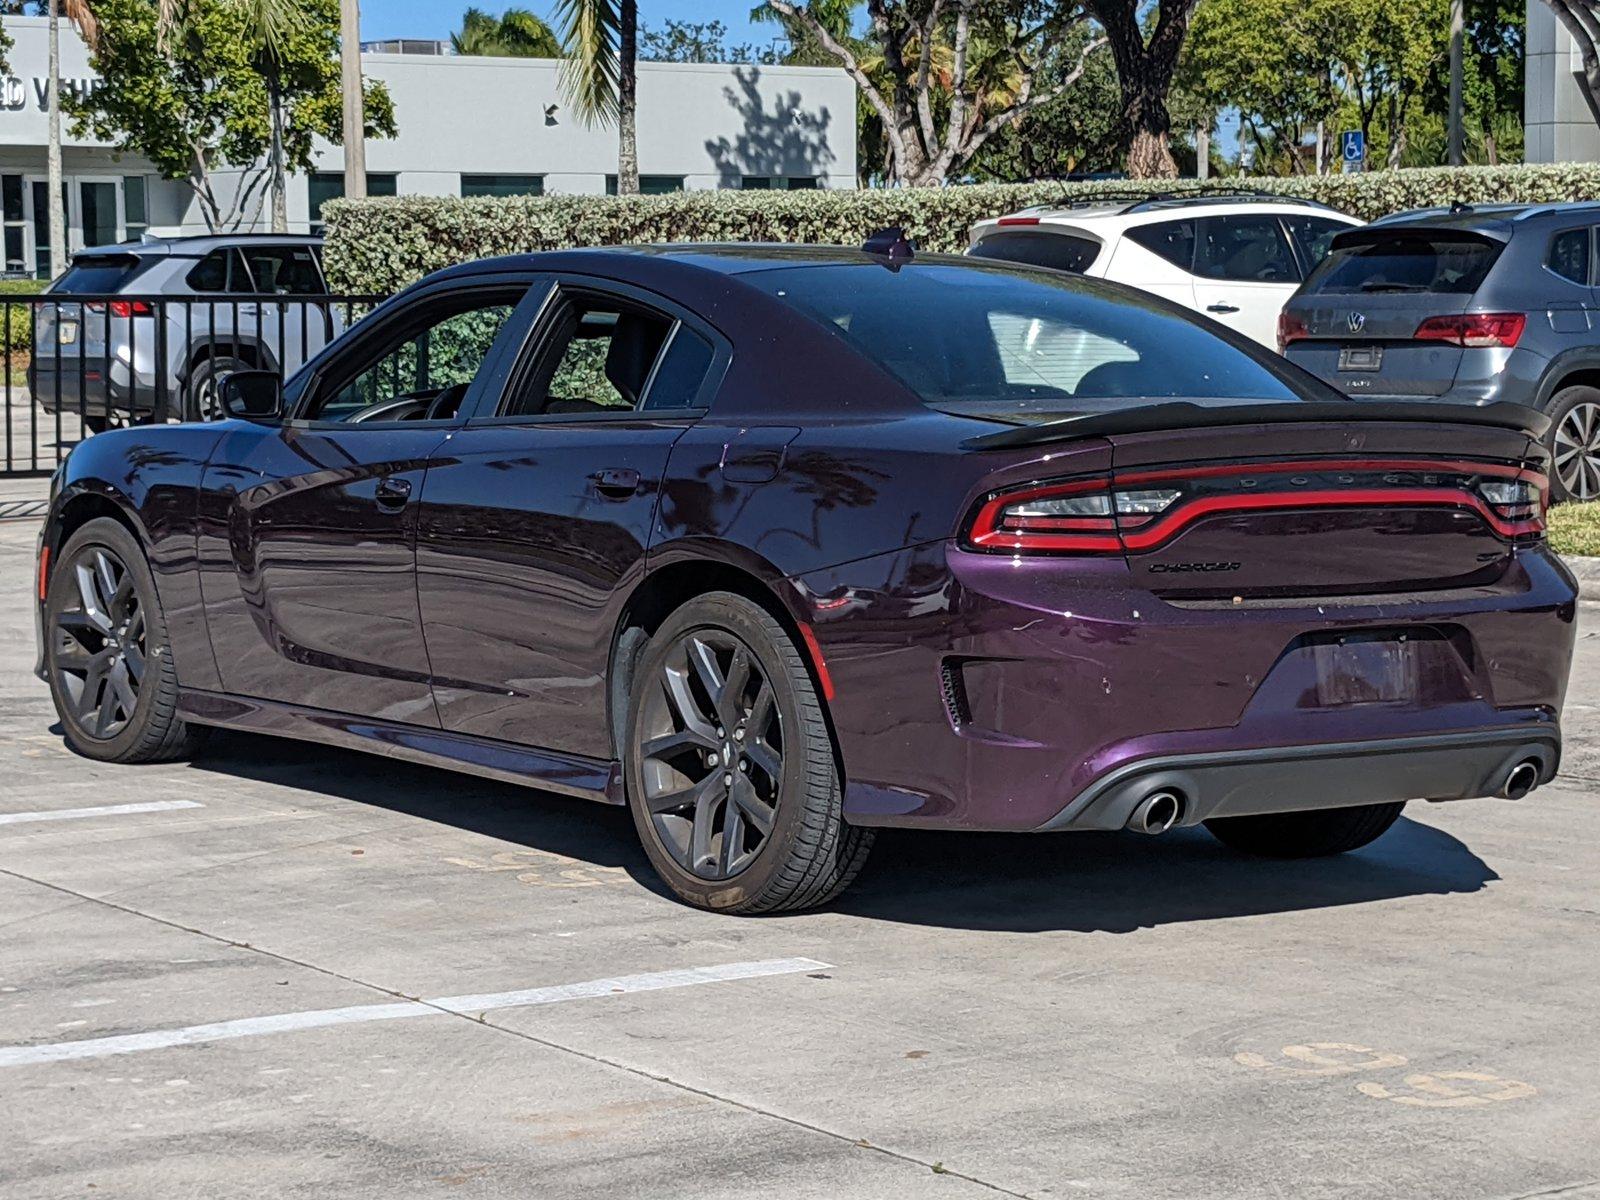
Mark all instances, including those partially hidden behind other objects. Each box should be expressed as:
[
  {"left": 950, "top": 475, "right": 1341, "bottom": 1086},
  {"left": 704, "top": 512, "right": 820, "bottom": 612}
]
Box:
[
  {"left": 966, "top": 461, "right": 1548, "bottom": 555},
  {"left": 1118, "top": 487, "right": 1541, "bottom": 550}
]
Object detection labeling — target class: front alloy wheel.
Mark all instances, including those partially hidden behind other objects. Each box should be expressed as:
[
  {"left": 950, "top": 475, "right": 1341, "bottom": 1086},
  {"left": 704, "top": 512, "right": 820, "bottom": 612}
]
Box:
[
  {"left": 636, "top": 629, "right": 783, "bottom": 880},
  {"left": 45, "top": 517, "right": 204, "bottom": 763},
  {"left": 1548, "top": 386, "right": 1600, "bottom": 503},
  {"left": 53, "top": 544, "right": 145, "bottom": 739},
  {"left": 624, "top": 592, "right": 873, "bottom": 913}
]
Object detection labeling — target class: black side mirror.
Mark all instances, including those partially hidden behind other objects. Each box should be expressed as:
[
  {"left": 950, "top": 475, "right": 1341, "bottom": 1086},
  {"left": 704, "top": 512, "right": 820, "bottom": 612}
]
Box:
[{"left": 218, "top": 370, "right": 283, "bottom": 421}]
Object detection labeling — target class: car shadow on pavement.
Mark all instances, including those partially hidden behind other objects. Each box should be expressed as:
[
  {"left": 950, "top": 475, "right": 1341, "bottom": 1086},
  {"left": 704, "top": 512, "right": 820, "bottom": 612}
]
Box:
[
  {"left": 835, "top": 819, "right": 1498, "bottom": 933},
  {"left": 186, "top": 730, "right": 1498, "bottom": 933}
]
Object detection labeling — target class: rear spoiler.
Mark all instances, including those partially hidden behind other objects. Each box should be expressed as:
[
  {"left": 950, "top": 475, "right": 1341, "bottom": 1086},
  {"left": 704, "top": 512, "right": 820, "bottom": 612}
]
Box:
[{"left": 960, "top": 400, "right": 1550, "bottom": 450}]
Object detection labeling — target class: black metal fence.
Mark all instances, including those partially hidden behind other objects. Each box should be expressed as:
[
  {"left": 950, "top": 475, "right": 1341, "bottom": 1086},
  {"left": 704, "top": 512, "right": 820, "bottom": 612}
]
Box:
[{"left": 1, "top": 292, "right": 386, "bottom": 476}]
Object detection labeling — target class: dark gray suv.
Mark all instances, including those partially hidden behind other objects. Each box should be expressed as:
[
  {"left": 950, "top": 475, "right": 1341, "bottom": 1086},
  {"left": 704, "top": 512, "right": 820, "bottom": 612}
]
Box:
[{"left": 1279, "top": 202, "right": 1600, "bottom": 501}]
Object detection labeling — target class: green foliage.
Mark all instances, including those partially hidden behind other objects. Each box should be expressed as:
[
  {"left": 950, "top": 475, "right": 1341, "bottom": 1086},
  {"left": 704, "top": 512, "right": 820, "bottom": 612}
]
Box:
[
  {"left": 65, "top": 0, "right": 396, "bottom": 230},
  {"left": 1, "top": 278, "right": 46, "bottom": 358},
  {"left": 322, "top": 164, "right": 1600, "bottom": 294},
  {"left": 1550, "top": 501, "right": 1600, "bottom": 558},
  {"left": 641, "top": 19, "right": 770, "bottom": 63},
  {"left": 451, "top": 6, "right": 562, "bottom": 57}
]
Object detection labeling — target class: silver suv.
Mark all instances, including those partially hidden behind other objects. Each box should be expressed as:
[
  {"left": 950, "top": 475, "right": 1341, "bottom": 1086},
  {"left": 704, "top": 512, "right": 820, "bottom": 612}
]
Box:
[
  {"left": 29, "top": 233, "right": 346, "bottom": 430},
  {"left": 1280, "top": 202, "right": 1600, "bottom": 501}
]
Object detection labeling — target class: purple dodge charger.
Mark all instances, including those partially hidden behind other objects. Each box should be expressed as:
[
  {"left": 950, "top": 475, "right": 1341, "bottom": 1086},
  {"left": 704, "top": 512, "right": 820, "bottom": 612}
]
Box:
[{"left": 33, "top": 239, "right": 1576, "bottom": 912}]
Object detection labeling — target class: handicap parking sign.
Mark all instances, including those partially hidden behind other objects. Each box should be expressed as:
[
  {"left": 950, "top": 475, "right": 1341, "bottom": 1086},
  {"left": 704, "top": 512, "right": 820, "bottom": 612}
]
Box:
[{"left": 1340, "top": 130, "right": 1365, "bottom": 171}]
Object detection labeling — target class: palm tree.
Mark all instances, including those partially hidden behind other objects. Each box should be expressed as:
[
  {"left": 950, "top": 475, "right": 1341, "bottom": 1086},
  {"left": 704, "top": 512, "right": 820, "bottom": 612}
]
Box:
[
  {"left": 233, "top": 0, "right": 307, "bottom": 233},
  {"left": 553, "top": 0, "right": 637, "bottom": 194},
  {"left": 47, "top": 0, "right": 97, "bottom": 277},
  {"left": 452, "top": 6, "right": 561, "bottom": 57}
]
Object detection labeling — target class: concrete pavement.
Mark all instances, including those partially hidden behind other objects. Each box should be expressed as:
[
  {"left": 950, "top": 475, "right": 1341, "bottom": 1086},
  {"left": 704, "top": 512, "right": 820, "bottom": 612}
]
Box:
[{"left": 1, "top": 514, "right": 1598, "bottom": 1199}]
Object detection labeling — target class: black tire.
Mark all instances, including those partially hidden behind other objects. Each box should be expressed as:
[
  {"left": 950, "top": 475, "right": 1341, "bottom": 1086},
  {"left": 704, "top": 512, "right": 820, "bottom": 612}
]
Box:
[
  {"left": 1545, "top": 384, "right": 1600, "bottom": 503},
  {"left": 1204, "top": 802, "right": 1405, "bottom": 859},
  {"left": 44, "top": 517, "right": 206, "bottom": 764},
  {"left": 623, "top": 592, "right": 873, "bottom": 914},
  {"left": 184, "top": 355, "right": 245, "bottom": 422}
]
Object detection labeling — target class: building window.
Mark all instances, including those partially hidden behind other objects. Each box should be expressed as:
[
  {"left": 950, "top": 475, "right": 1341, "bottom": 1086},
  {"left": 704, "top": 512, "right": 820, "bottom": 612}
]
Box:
[
  {"left": 309, "top": 172, "right": 398, "bottom": 233},
  {"left": 741, "top": 176, "right": 820, "bottom": 191},
  {"left": 461, "top": 174, "right": 545, "bottom": 198},
  {"left": 605, "top": 175, "right": 685, "bottom": 196},
  {"left": 124, "top": 175, "right": 149, "bottom": 242},
  {"left": 1, "top": 175, "right": 25, "bottom": 275}
]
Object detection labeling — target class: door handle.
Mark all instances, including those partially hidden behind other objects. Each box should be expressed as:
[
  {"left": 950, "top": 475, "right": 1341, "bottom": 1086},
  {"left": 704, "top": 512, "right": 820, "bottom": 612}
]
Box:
[
  {"left": 374, "top": 475, "right": 412, "bottom": 510},
  {"left": 590, "top": 467, "right": 642, "bottom": 498},
  {"left": 1206, "top": 303, "right": 1241, "bottom": 314}
]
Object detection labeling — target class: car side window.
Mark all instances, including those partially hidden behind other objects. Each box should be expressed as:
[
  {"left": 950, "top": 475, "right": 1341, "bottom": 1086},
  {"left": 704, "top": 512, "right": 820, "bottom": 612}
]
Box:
[
  {"left": 1549, "top": 229, "right": 1590, "bottom": 285},
  {"left": 186, "top": 248, "right": 249, "bottom": 293},
  {"left": 1125, "top": 220, "right": 1196, "bottom": 271},
  {"left": 1284, "top": 216, "right": 1349, "bottom": 274},
  {"left": 503, "top": 290, "right": 686, "bottom": 417},
  {"left": 241, "top": 245, "right": 327, "bottom": 295},
  {"left": 642, "top": 327, "right": 714, "bottom": 410},
  {"left": 1194, "top": 216, "right": 1297, "bottom": 283},
  {"left": 303, "top": 292, "right": 522, "bottom": 423}
]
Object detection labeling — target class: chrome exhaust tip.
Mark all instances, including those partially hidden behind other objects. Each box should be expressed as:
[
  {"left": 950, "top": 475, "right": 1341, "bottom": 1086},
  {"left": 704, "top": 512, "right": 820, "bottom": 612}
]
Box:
[
  {"left": 1126, "top": 790, "right": 1183, "bottom": 835},
  {"left": 1501, "top": 760, "right": 1541, "bottom": 801}
]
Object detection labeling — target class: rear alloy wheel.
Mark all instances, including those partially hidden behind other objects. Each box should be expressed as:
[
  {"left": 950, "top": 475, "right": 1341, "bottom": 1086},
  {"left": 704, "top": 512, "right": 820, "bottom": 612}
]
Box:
[
  {"left": 1547, "top": 385, "right": 1600, "bottom": 502},
  {"left": 45, "top": 518, "right": 204, "bottom": 763},
  {"left": 624, "top": 592, "right": 872, "bottom": 913},
  {"left": 184, "top": 355, "right": 245, "bottom": 422},
  {"left": 1204, "top": 802, "right": 1405, "bottom": 859}
]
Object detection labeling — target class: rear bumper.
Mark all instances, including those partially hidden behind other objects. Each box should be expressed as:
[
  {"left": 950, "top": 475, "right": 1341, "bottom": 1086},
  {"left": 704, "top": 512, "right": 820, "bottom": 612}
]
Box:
[
  {"left": 798, "top": 541, "right": 1578, "bottom": 832},
  {"left": 1037, "top": 726, "right": 1560, "bottom": 831},
  {"left": 30, "top": 363, "right": 169, "bottom": 419}
]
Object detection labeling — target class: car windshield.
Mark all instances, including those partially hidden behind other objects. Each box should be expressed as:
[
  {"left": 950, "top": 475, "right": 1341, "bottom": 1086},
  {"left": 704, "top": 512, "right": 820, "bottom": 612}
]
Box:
[
  {"left": 1302, "top": 230, "right": 1503, "bottom": 295},
  {"left": 746, "top": 261, "right": 1307, "bottom": 419}
]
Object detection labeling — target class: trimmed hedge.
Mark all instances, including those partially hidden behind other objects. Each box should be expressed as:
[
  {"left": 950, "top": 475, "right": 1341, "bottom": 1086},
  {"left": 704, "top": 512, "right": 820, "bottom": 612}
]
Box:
[
  {"left": 0, "top": 278, "right": 45, "bottom": 357},
  {"left": 324, "top": 164, "right": 1600, "bottom": 295}
]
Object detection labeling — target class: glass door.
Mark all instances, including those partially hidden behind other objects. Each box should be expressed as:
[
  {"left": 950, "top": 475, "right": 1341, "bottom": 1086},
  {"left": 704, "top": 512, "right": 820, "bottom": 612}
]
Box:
[{"left": 22, "top": 175, "right": 126, "bottom": 277}]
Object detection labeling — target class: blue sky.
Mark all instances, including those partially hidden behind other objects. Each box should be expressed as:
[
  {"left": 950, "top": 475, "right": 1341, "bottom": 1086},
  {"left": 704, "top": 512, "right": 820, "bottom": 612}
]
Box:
[{"left": 361, "top": 1, "right": 776, "bottom": 51}]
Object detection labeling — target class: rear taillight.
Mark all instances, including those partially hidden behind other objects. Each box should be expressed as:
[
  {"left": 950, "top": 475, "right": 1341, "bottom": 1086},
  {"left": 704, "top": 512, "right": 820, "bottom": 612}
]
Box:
[
  {"left": 967, "top": 479, "right": 1179, "bottom": 553},
  {"left": 1276, "top": 311, "right": 1309, "bottom": 352},
  {"left": 86, "top": 299, "right": 153, "bottom": 318},
  {"left": 965, "top": 462, "right": 1548, "bottom": 555},
  {"left": 1414, "top": 312, "right": 1525, "bottom": 348},
  {"left": 1478, "top": 478, "right": 1546, "bottom": 527}
]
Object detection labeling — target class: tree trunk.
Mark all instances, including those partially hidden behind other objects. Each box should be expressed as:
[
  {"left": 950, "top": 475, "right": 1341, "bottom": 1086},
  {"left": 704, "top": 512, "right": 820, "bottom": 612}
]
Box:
[
  {"left": 1126, "top": 123, "right": 1177, "bottom": 179},
  {"left": 268, "top": 76, "right": 288, "bottom": 234},
  {"left": 341, "top": 0, "right": 368, "bottom": 201},
  {"left": 47, "top": 0, "right": 66, "bottom": 277},
  {"left": 616, "top": 0, "right": 639, "bottom": 195}
]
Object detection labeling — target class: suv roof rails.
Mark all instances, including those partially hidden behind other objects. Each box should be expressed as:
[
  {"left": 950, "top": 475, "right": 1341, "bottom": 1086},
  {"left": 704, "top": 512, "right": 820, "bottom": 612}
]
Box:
[{"left": 1018, "top": 188, "right": 1342, "bottom": 218}]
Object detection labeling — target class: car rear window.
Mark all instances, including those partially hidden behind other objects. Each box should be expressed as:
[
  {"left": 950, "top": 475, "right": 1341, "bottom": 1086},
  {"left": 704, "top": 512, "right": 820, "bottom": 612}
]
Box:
[
  {"left": 969, "top": 229, "right": 1101, "bottom": 273},
  {"left": 52, "top": 254, "right": 149, "bottom": 294},
  {"left": 745, "top": 262, "right": 1305, "bottom": 419},
  {"left": 1301, "top": 230, "right": 1503, "bottom": 295}
]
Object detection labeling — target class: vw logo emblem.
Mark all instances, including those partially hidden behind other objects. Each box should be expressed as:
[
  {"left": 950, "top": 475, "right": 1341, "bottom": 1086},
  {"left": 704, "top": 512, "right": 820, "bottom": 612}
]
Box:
[{"left": 1347, "top": 311, "right": 1366, "bottom": 333}]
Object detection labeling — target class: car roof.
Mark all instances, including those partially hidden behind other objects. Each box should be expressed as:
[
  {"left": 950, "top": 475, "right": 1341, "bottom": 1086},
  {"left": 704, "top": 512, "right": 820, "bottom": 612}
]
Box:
[
  {"left": 75, "top": 232, "right": 323, "bottom": 260},
  {"left": 430, "top": 243, "right": 984, "bottom": 282},
  {"left": 1366, "top": 200, "right": 1600, "bottom": 238},
  {"left": 979, "top": 190, "right": 1354, "bottom": 226}
]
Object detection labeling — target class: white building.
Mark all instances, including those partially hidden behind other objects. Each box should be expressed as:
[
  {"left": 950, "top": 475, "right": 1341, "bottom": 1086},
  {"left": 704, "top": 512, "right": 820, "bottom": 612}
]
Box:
[
  {"left": 1526, "top": 0, "right": 1600, "bottom": 162},
  {"left": 0, "top": 16, "right": 856, "bottom": 276}
]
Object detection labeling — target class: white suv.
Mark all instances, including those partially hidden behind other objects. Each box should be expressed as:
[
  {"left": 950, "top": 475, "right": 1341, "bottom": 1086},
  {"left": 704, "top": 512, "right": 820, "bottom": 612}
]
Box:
[{"left": 969, "top": 192, "right": 1362, "bottom": 348}]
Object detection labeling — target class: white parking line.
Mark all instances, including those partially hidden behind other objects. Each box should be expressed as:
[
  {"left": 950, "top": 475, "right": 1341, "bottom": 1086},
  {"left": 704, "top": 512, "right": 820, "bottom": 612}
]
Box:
[
  {"left": 0, "top": 800, "right": 205, "bottom": 827},
  {"left": 0, "top": 958, "right": 831, "bottom": 1068}
]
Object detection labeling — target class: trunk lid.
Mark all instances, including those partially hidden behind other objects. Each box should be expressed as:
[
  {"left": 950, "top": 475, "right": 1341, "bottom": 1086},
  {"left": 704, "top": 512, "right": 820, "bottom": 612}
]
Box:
[{"left": 1105, "top": 418, "right": 1541, "bottom": 600}]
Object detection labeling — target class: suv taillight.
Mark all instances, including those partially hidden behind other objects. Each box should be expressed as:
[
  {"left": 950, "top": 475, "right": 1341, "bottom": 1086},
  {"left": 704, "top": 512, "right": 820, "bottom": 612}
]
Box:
[
  {"left": 1414, "top": 312, "right": 1525, "bottom": 348},
  {"left": 86, "top": 300, "right": 153, "bottom": 318},
  {"left": 1276, "top": 311, "right": 1309, "bottom": 352}
]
